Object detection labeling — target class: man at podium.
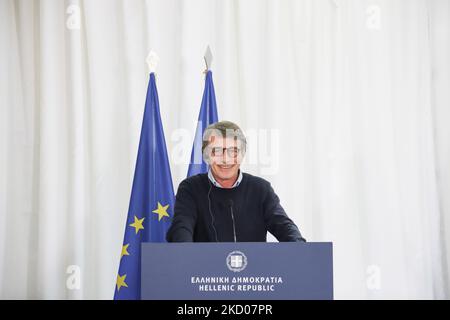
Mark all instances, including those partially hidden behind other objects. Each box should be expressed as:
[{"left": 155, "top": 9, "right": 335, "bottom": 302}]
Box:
[{"left": 167, "top": 121, "right": 306, "bottom": 243}]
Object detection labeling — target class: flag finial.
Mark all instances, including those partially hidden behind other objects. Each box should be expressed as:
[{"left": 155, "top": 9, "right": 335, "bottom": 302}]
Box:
[
  {"left": 204, "top": 45, "right": 213, "bottom": 71},
  {"left": 146, "top": 50, "right": 159, "bottom": 73}
]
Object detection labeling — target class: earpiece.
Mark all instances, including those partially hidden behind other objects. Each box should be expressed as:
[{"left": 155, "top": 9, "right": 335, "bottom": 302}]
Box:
[{"left": 207, "top": 179, "right": 219, "bottom": 242}]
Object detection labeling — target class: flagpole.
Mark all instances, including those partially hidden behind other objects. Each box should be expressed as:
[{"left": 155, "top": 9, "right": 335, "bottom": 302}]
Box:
[
  {"left": 186, "top": 46, "right": 219, "bottom": 177},
  {"left": 114, "top": 50, "right": 175, "bottom": 300}
]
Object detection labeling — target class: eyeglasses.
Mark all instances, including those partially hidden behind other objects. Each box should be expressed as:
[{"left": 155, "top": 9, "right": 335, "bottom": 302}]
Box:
[{"left": 210, "top": 147, "right": 240, "bottom": 158}]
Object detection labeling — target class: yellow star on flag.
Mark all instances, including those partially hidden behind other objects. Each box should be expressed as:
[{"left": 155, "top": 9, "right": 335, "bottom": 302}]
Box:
[
  {"left": 152, "top": 202, "right": 170, "bottom": 221},
  {"left": 116, "top": 274, "right": 128, "bottom": 291},
  {"left": 121, "top": 244, "right": 130, "bottom": 258},
  {"left": 129, "top": 216, "right": 144, "bottom": 234}
]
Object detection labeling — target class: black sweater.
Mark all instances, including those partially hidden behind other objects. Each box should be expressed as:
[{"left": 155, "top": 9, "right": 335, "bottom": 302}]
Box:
[{"left": 166, "top": 172, "right": 306, "bottom": 242}]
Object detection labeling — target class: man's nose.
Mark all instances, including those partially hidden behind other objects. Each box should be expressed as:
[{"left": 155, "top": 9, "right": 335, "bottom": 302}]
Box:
[
  {"left": 221, "top": 152, "right": 236, "bottom": 165},
  {"left": 221, "top": 152, "right": 229, "bottom": 163}
]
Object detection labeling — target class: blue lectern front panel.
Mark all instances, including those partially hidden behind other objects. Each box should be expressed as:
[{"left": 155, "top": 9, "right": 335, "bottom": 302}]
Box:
[{"left": 141, "top": 242, "right": 333, "bottom": 300}]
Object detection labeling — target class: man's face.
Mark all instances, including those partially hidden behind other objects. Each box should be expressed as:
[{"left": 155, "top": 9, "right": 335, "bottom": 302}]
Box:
[{"left": 206, "top": 134, "right": 244, "bottom": 183}]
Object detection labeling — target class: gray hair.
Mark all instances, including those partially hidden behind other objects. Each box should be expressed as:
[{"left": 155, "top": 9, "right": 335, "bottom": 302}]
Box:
[{"left": 202, "top": 121, "right": 247, "bottom": 155}]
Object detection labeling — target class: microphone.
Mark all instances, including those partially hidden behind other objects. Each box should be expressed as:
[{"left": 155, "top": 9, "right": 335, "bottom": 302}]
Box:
[{"left": 228, "top": 199, "right": 237, "bottom": 242}]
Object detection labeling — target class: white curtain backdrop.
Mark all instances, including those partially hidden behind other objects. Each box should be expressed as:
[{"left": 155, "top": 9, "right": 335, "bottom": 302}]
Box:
[{"left": 1, "top": 0, "right": 449, "bottom": 299}]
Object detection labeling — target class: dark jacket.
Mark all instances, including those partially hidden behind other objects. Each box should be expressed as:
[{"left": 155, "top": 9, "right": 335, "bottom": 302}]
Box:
[{"left": 166, "top": 172, "right": 306, "bottom": 242}]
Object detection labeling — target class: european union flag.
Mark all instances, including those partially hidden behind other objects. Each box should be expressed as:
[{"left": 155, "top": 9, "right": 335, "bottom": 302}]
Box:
[
  {"left": 187, "top": 70, "right": 219, "bottom": 177},
  {"left": 114, "top": 73, "right": 174, "bottom": 300}
]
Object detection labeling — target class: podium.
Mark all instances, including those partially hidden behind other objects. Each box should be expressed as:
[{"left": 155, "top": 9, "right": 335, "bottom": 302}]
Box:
[{"left": 141, "top": 242, "right": 333, "bottom": 300}]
